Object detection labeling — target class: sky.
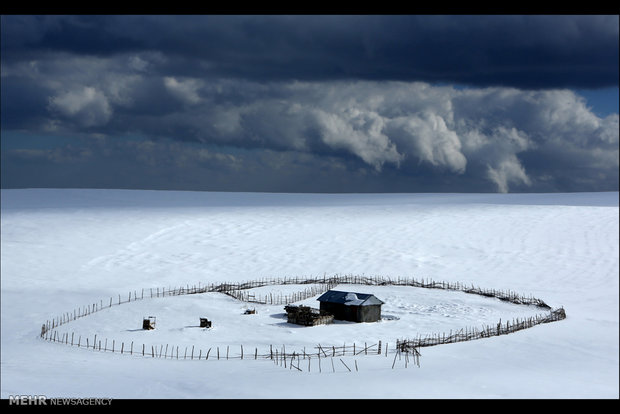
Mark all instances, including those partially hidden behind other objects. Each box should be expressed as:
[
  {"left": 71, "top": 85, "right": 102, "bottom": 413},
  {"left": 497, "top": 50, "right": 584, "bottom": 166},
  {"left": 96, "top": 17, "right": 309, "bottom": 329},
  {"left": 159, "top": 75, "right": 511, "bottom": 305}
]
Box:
[{"left": 1, "top": 15, "right": 618, "bottom": 193}]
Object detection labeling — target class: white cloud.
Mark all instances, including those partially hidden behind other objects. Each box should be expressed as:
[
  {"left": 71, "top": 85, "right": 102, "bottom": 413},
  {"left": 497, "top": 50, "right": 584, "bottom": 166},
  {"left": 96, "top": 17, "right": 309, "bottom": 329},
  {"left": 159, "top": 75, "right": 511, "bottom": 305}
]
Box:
[
  {"left": 486, "top": 156, "right": 532, "bottom": 193},
  {"left": 312, "top": 107, "right": 403, "bottom": 170},
  {"left": 128, "top": 56, "right": 149, "bottom": 72},
  {"left": 169, "top": 80, "right": 614, "bottom": 191},
  {"left": 386, "top": 111, "right": 467, "bottom": 173},
  {"left": 34, "top": 73, "right": 618, "bottom": 192},
  {"left": 598, "top": 114, "right": 620, "bottom": 146},
  {"left": 48, "top": 86, "right": 112, "bottom": 127},
  {"left": 164, "top": 76, "right": 203, "bottom": 105}
]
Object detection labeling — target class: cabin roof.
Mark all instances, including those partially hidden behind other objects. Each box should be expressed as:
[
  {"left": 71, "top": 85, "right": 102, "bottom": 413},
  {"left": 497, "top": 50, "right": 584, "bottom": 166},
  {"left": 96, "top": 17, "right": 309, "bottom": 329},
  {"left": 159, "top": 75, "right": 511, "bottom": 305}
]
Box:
[{"left": 317, "top": 290, "right": 384, "bottom": 306}]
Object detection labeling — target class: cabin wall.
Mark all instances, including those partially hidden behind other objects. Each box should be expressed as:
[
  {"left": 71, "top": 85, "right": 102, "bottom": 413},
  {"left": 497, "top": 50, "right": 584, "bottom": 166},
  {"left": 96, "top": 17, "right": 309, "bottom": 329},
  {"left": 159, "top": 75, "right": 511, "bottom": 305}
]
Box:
[
  {"left": 320, "top": 302, "right": 346, "bottom": 320},
  {"left": 358, "top": 304, "right": 381, "bottom": 322},
  {"left": 320, "top": 302, "right": 382, "bottom": 322}
]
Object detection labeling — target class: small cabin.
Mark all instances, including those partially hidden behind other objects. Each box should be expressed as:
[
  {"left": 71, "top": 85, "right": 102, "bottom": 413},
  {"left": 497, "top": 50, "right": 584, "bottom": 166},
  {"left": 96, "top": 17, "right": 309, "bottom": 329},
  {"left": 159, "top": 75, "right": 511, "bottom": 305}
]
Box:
[{"left": 317, "top": 290, "right": 384, "bottom": 323}]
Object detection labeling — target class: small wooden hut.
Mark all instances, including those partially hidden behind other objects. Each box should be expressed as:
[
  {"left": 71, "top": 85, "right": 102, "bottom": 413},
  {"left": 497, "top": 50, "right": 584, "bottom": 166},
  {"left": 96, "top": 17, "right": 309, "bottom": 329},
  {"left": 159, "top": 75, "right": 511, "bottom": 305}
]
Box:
[
  {"left": 317, "top": 290, "right": 384, "bottom": 323},
  {"left": 142, "top": 316, "right": 156, "bottom": 330},
  {"left": 199, "top": 318, "right": 212, "bottom": 328}
]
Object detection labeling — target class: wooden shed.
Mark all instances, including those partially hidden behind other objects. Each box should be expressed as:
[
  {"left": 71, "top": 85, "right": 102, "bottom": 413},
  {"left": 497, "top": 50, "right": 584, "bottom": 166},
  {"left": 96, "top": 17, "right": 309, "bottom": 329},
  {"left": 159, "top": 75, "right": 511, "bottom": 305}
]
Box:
[
  {"left": 142, "top": 316, "right": 156, "bottom": 330},
  {"left": 317, "top": 290, "right": 384, "bottom": 323}
]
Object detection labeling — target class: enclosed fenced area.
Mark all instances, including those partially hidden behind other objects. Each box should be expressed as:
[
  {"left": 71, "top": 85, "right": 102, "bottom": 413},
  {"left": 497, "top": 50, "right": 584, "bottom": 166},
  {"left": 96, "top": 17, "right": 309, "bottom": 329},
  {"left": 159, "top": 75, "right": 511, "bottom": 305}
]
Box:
[{"left": 39, "top": 274, "right": 566, "bottom": 372}]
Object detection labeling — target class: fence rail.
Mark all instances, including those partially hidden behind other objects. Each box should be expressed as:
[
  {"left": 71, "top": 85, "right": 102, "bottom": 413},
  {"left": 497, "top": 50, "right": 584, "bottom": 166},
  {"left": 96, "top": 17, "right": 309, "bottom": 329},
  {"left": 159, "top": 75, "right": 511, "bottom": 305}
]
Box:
[
  {"left": 398, "top": 307, "right": 566, "bottom": 351},
  {"left": 41, "top": 331, "right": 420, "bottom": 371}
]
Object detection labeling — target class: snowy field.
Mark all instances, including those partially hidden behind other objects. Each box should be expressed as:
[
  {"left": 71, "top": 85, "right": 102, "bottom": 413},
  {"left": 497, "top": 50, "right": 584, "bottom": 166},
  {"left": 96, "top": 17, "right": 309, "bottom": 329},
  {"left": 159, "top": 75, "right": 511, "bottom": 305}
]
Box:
[{"left": 1, "top": 189, "right": 618, "bottom": 399}]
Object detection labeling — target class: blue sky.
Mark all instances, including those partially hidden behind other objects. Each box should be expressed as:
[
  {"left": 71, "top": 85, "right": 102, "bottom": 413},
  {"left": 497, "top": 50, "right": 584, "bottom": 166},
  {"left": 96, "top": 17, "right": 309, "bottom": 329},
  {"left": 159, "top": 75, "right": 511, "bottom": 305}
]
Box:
[
  {"left": 575, "top": 87, "right": 619, "bottom": 117},
  {"left": 1, "top": 15, "right": 618, "bottom": 193}
]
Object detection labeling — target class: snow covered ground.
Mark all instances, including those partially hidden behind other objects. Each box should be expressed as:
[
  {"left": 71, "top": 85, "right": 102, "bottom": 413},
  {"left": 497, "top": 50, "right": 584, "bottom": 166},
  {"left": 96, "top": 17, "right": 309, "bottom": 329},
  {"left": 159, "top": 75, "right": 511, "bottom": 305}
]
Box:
[{"left": 1, "top": 189, "right": 618, "bottom": 399}]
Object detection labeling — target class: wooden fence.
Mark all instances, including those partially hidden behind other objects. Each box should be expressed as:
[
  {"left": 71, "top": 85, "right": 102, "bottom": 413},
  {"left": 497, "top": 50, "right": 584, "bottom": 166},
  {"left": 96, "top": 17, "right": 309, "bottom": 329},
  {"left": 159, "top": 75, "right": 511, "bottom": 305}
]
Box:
[
  {"left": 227, "top": 282, "right": 338, "bottom": 304},
  {"left": 41, "top": 329, "right": 419, "bottom": 371},
  {"left": 40, "top": 274, "right": 554, "bottom": 334},
  {"left": 398, "top": 307, "right": 566, "bottom": 351},
  {"left": 39, "top": 274, "right": 565, "bottom": 370}
]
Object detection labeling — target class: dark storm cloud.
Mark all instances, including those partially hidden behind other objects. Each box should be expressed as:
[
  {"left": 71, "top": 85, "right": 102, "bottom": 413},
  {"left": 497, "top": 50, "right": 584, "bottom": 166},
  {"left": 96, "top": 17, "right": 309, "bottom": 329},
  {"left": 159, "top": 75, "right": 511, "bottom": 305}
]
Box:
[
  {"left": 2, "top": 78, "right": 617, "bottom": 192},
  {"left": 0, "top": 75, "right": 52, "bottom": 129},
  {"left": 2, "top": 15, "right": 618, "bottom": 88},
  {"left": 1, "top": 15, "right": 618, "bottom": 193}
]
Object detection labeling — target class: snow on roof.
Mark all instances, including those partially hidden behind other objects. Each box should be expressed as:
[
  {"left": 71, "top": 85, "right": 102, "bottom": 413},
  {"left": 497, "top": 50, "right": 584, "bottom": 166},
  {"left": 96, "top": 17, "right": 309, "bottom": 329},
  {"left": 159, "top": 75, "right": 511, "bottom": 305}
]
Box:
[{"left": 317, "top": 290, "right": 384, "bottom": 306}]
